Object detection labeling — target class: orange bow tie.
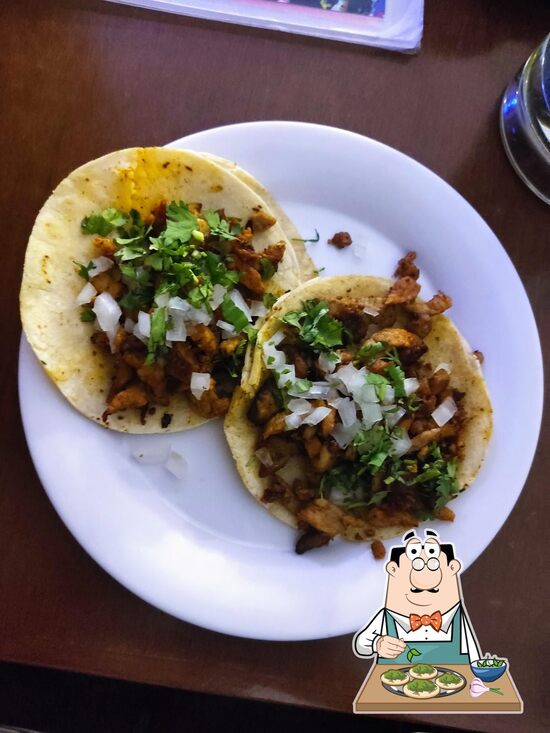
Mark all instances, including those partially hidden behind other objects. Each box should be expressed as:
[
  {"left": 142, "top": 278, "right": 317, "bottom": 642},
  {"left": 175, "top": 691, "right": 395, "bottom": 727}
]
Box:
[{"left": 409, "top": 611, "right": 442, "bottom": 632}]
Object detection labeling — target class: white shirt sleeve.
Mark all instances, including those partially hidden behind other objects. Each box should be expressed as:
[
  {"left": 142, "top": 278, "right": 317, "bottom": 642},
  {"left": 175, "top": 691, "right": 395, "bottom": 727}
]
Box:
[
  {"left": 353, "top": 608, "right": 386, "bottom": 658},
  {"left": 460, "top": 604, "right": 481, "bottom": 662}
]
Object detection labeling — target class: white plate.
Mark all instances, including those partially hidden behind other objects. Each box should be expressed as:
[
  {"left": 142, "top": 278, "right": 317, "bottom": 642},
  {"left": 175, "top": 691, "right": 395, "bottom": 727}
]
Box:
[{"left": 19, "top": 122, "right": 543, "bottom": 641}]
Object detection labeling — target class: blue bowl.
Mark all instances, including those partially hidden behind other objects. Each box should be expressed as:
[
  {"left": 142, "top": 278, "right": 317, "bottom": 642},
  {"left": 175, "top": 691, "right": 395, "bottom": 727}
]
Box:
[{"left": 470, "top": 660, "right": 507, "bottom": 682}]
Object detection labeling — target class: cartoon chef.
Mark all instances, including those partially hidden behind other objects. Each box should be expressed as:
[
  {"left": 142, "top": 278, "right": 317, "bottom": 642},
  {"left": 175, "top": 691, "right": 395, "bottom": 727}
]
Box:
[{"left": 354, "top": 529, "right": 481, "bottom": 665}]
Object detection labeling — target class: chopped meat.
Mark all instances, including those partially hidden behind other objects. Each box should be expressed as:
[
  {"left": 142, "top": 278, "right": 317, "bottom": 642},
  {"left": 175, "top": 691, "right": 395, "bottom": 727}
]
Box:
[
  {"left": 121, "top": 350, "right": 146, "bottom": 370},
  {"left": 190, "top": 380, "right": 230, "bottom": 418},
  {"left": 319, "top": 408, "right": 336, "bottom": 437},
  {"left": 250, "top": 210, "right": 276, "bottom": 233},
  {"left": 93, "top": 236, "right": 117, "bottom": 256},
  {"left": 107, "top": 356, "right": 133, "bottom": 401},
  {"left": 328, "top": 297, "right": 371, "bottom": 341},
  {"left": 219, "top": 336, "right": 243, "bottom": 356},
  {"left": 150, "top": 201, "right": 167, "bottom": 236},
  {"left": 91, "top": 270, "right": 124, "bottom": 299},
  {"left": 368, "top": 328, "right": 424, "bottom": 351},
  {"left": 263, "top": 475, "right": 291, "bottom": 504},
  {"left": 247, "top": 381, "right": 280, "bottom": 425},
  {"left": 373, "top": 304, "right": 397, "bottom": 329},
  {"left": 364, "top": 506, "right": 419, "bottom": 530},
  {"left": 385, "top": 276, "right": 420, "bottom": 305},
  {"left": 429, "top": 369, "right": 450, "bottom": 395},
  {"left": 407, "top": 313, "right": 432, "bottom": 338},
  {"left": 292, "top": 479, "right": 316, "bottom": 503},
  {"left": 334, "top": 349, "right": 354, "bottom": 365},
  {"left": 473, "top": 350, "right": 484, "bottom": 364},
  {"left": 262, "top": 242, "right": 286, "bottom": 265},
  {"left": 394, "top": 251, "right": 419, "bottom": 280},
  {"left": 239, "top": 266, "right": 265, "bottom": 297},
  {"left": 371, "top": 539, "right": 386, "bottom": 560},
  {"left": 405, "top": 291, "right": 452, "bottom": 316},
  {"left": 368, "top": 359, "right": 390, "bottom": 374},
  {"left": 262, "top": 411, "right": 287, "bottom": 440},
  {"left": 409, "top": 424, "right": 457, "bottom": 451},
  {"left": 166, "top": 342, "right": 199, "bottom": 388},
  {"left": 103, "top": 384, "right": 148, "bottom": 420},
  {"left": 298, "top": 499, "right": 346, "bottom": 537},
  {"left": 437, "top": 506, "right": 455, "bottom": 522},
  {"left": 137, "top": 363, "right": 168, "bottom": 404},
  {"left": 409, "top": 418, "right": 437, "bottom": 436},
  {"left": 91, "top": 331, "right": 110, "bottom": 353},
  {"left": 282, "top": 345, "right": 313, "bottom": 379},
  {"left": 295, "top": 529, "right": 331, "bottom": 554},
  {"left": 328, "top": 231, "right": 352, "bottom": 249},
  {"left": 189, "top": 324, "right": 218, "bottom": 355},
  {"left": 236, "top": 226, "right": 253, "bottom": 245},
  {"left": 161, "top": 413, "right": 173, "bottom": 428},
  {"left": 399, "top": 343, "right": 429, "bottom": 366}
]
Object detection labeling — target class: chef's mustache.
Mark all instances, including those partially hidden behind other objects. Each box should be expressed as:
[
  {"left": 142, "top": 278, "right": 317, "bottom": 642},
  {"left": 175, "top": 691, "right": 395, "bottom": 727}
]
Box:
[{"left": 409, "top": 586, "right": 439, "bottom": 593}]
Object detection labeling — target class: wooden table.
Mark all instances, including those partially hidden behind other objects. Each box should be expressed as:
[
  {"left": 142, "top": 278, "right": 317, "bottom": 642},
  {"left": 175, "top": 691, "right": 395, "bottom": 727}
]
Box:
[
  {"left": 354, "top": 665, "right": 522, "bottom": 714},
  {"left": 1, "top": 1, "right": 549, "bottom": 731}
]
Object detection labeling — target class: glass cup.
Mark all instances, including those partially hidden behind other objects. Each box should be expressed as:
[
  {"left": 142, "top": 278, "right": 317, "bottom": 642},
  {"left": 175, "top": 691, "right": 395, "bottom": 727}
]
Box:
[{"left": 500, "top": 33, "right": 550, "bottom": 205}]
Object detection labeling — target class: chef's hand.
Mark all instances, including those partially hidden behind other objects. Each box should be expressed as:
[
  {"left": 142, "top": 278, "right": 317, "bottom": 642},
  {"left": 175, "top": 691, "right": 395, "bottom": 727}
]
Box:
[{"left": 375, "top": 635, "right": 407, "bottom": 658}]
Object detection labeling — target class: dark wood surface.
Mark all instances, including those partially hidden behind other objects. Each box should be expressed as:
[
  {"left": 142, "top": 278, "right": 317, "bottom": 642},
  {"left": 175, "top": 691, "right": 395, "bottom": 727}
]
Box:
[{"left": 2, "top": 1, "right": 549, "bottom": 731}]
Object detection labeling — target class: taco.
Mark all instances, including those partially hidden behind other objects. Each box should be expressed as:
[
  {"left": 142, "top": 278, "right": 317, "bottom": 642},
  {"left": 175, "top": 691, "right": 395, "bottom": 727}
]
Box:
[
  {"left": 435, "top": 672, "right": 465, "bottom": 690},
  {"left": 380, "top": 669, "right": 410, "bottom": 686},
  {"left": 409, "top": 663, "right": 438, "bottom": 680},
  {"left": 200, "top": 152, "right": 318, "bottom": 281},
  {"left": 225, "top": 253, "right": 492, "bottom": 555},
  {"left": 20, "top": 147, "right": 304, "bottom": 432},
  {"left": 403, "top": 679, "right": 439, "bottom": 699}
]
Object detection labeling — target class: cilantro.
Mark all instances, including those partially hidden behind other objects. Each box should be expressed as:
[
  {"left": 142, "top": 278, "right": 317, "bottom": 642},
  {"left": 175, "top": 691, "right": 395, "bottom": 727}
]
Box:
[
  {"left": 116, "top": 209, "right": 146, "bottom": 239},
  {"left": 115, "top": 232, "right": 149, "bottom": 262},
  {"left": 187, "top": 282, "right": 213, "bottom": 310},
  {"left": 80, "top": 306, "right": 95, "bottom": 322},
  {"left": 292, "top": 378, "right": 312, "bottom": 394},
  {"left": 205, "top": 251, "right": 240, "bottom": 288},
  {"left": 358, "top": 341, "right": 386, "bottom": 364},
  {"left": 313, "top": 267, "right": 326, "bottom": 276},
  {"left": 81, "top": 208, "right": 127, "bottom": 236},
  {"left": 221, "top": 294, "right": 249, "bottom": 333},
  {"left": 386, "top": 363, "right": 406, "bottom": 398},
  {"left": 118, "top": 264, "right": 151, "bottom": 288},
  {"left": 118, "top": 291, "right": 151, "bottom": 310},
  {"left": 259, "top": 257, "right": 276, "bottom": 281},
  {"left": 153, "top": 201, "right": 198, "bottom": 247},
  {"left": 366, "top": 372, "right": 390, "bottom": 401},
  {"left": 407, "top": 649, "right": 422, "bottom": 663},
  {"left": 292, "top": 229, "right": 320, "bottom": 244},
  {"left": 367, "top": 490, "right": 389, "bottom": 506},
  {"left": 74, "top": 260, "right": 95, "bottom": 280},
  {"left": 204, "top": 210, "right": 241, "bottom": 241},
  {"left": 263, "top": 293, "right": 278, "bottom": 309},
  {"left": 146, "top": 307, "right": 167, "bottom": 364},
  {"left": 281, "top": 299, "right": 343, "bottom": 352},
  {"left": 244, "top": 325, "right": 258, "bottom": 343}
]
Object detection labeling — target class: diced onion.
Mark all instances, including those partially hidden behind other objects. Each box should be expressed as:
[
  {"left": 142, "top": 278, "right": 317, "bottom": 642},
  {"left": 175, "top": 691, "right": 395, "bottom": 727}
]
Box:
[
  {"left": 431, "top": 396, "right": 457, "bottom": 427},
  {"left": 336, "top": 398, "right": 357, "bottom": 428},
  {"left": 137, "top": 311, "right": 151, "bottom": 338},
  {"left": 330, "top": 487, "right": 347, "bottom": 506},
  {"left": 216, "top": 319, "right": 236, "bottom": 334},
  {"left": 363, "top": 305, "right": 379, "bottom": 317},
  {"left": 228, "top": 289, "right": 252, "bottom": 322},
  {"left": 285, "top": 412, "right": 304, "bottom": 431},
  {"left": 124, "top": 317, "right": 135, "bottom": 333},
  {"left": 132, "top": 444, "right": 170, "bottom": 464},
  {"left": 186, "top": 306, "right": 211, "bottom": 325},
  {"left": 288, "top": 398, "right": 312, "bottom": 415},
  {"left": 354, "top": 384, "right": 378, "bottom": 404},
  {"left": 266, "top": 330, "right": 285, "bottom": 346},
  {"left": 276, "top": 365, "right": 296, "bottom": 389},
  {"left": 166, "top": 312, "right": 187, "bottom": 342},
  {"left": 92, "top": 292, "right": 121, "bottom": 338},
  {"left": 318, "top": 351, "right": 340, "bottom": 375},
  {"left": 331, "top": 420, "right": 362, "bottom": 448},
  {"left": 264, "top": 342, "right": 286, "bottom": 370},
  {"left": 89, "top": 256, "right": 114, "bottom": 276},
  {"left": 168, "top": 296, "right": 189, "bottom": 313},
  {"left": 210, "top": 284, "right": 227, "bottom": 310},
  {"left": 288, "top": 381, "right": 331, "bottom": 399},
  {"left": 164, "top": 450, "right": 186, "bottom": 479},
  {"left": 155, "top": 292, "right": 170, "bottom": 308},
  {"left": 381, "top": 385, "right": 395, "bottom": 405},
  {"left": 383, "top": 405, "right": 406, "bottom": 429},
  {"left": 190, "top": 372, "right": 211, "bottom": 400},
  {"left": 250, "top": 300, "right": 268, "bottom": 318},
  {"left": 362, "top": 402, "right": 383, "bottom": 427},
  {"left": 76, "top": 281, "right": 97, "bottom": 306},
  {"left": 390, "top": 432, "right": 412, "bottom": 457},
  {"left": 434, "top": 362, "right": 451, "bottom": 374},
  {"left": 404, "top": 377, "right": 420, "bottom": 396},
  {"left": 302, "top": 406, "right": 332, "bottom": 426},
  {"left": 255, "top": 447, "right": 274, "bottom": 467}
]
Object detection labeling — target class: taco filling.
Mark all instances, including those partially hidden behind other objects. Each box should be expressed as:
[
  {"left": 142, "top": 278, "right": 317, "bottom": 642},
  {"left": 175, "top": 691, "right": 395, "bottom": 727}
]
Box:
[
  {"left": 76, "top": 200, "right": 285, "bottom": 424},
  {"left": 237, "top": 253, "right": 487, "bottom": 555}
]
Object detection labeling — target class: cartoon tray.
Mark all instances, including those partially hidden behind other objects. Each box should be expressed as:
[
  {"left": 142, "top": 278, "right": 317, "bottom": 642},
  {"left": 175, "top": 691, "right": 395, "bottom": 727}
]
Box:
[
  {"left": 381, "top": 666, "right": 467, "bottom": 698},
  {"left": 354, "top": 664, "right": 522, "bottom": 713}
]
